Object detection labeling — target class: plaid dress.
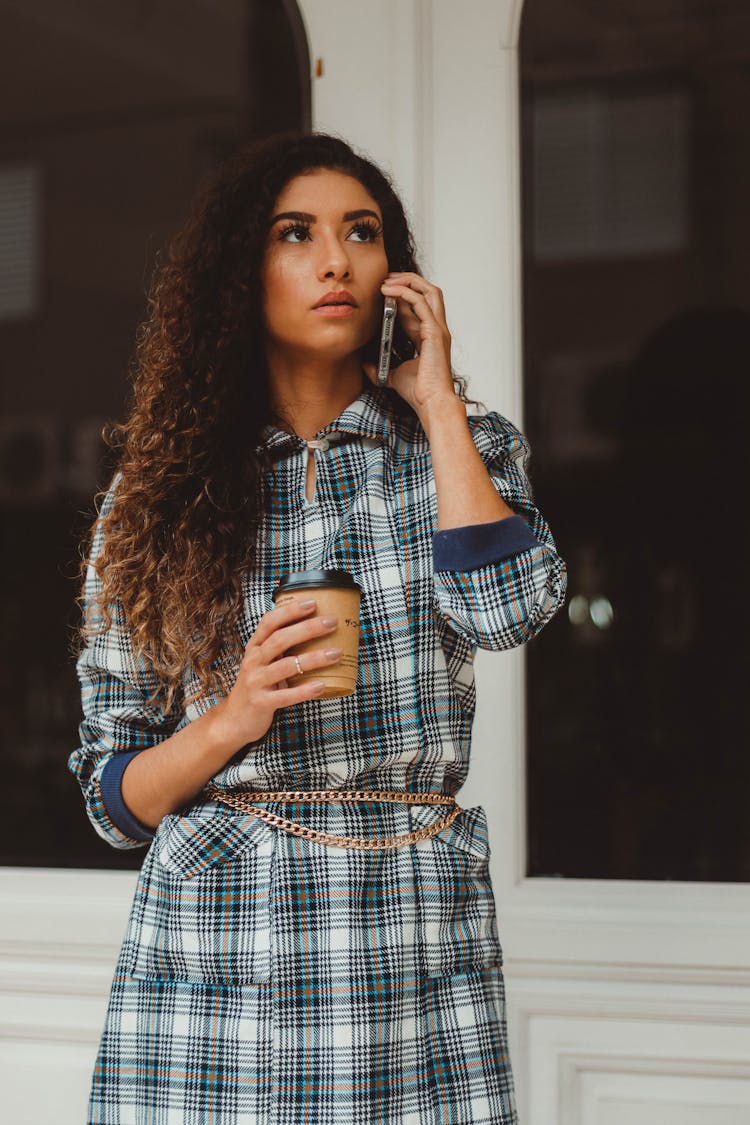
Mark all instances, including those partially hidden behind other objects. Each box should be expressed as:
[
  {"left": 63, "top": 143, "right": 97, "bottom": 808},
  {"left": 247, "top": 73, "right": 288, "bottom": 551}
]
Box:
[{"left": 70, "top": 378, "right": 567, "bottom": 1124}]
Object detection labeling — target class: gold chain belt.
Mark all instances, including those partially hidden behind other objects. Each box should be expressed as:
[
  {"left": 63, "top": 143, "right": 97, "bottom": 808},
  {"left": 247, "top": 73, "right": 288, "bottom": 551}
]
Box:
[{"left": 203, "top": 785, "right": 461, "bottom": 851}]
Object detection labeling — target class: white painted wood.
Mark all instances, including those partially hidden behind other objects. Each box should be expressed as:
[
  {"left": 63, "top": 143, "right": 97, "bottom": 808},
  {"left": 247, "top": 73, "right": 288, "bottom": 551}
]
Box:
[
  {"left": 0, "top": 1037, "right": 100, "bottom": 1125},
  {"left": 506, "top": 972, "right": 750, "bottom": 1124},
  {"left": 0, "top": 868, "right": 137, "bottom": 1121},
  {"left": 582, "top": 1076, "right": 750, "bottom": 1125},
  {"left": 298, "top": 0, "right": 430, "bottom": 269},
  {"left": 525, "top": 1011, "right": 750, "bottom": 1125},
  {"left": 2, "top": 2, "right": 749, "bottom": 1122}
]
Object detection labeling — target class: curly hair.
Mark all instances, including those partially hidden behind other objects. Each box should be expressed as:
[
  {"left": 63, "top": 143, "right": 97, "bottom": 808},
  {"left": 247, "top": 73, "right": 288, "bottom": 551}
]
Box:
[{"left": 74, "top": 129, "right": 485, "bottom": 714}]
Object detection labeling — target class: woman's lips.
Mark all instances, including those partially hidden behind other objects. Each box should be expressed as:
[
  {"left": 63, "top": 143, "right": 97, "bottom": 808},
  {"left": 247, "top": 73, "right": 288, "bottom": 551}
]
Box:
[{"left": 312, "top": 304, "right": 357, "bottom": 316}]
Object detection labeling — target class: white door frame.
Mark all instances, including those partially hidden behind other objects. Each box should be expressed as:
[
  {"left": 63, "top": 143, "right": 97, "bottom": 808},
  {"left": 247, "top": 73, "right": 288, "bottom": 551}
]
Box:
[{"left": 2, "top": 3, "right": 749, "bottom": 1122}]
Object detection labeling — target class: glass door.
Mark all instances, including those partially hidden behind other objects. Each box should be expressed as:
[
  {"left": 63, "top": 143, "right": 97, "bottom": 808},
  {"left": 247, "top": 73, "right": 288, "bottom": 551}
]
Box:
[
  {"left": 520, "top": 0, "right": 750, "bottom": 884},
  {"left": 0, "top": 0, "right": 310, "bottom": 869}
]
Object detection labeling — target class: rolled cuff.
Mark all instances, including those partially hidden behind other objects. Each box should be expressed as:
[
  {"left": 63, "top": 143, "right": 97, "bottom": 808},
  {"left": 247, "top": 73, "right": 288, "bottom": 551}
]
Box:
[
  {"left": 433, "top": 514, "right": 540, "bottom": 572},
  {"left": 98, "top": 750, "right": 155, "bottom": 843}
]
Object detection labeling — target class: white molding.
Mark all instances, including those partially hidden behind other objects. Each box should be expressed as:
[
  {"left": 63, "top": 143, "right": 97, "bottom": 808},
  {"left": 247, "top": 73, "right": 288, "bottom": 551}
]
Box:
[
  {"left": 501, "top": 876, "right": 750, "bottom": 973},
  {"left": 0, "top": 1033, "right": 98, "bottom": 1124},
  {"left": 0, "top": 1024, "right": 101, "bottom": 1046},
  {"left": 516, "top": 1010, "right": 750, "bottom": 1125},
  {"left": 0, "top": 867, "right": 137, "bottom": 946},
  {"left": 509, "top": 973, "right": 750, "bottom": 1026}
]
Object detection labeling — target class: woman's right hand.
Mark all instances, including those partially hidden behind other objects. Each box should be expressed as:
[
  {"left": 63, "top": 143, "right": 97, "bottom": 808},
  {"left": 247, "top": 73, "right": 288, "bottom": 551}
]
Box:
[{"left": 210, "top": 598, "right": 341, "bottom": 751}]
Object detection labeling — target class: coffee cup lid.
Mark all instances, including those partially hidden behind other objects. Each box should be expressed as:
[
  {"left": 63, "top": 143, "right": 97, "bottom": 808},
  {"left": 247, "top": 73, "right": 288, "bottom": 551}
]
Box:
[{"left": 272, "top": 569, "right": 362, "bottom": 600}]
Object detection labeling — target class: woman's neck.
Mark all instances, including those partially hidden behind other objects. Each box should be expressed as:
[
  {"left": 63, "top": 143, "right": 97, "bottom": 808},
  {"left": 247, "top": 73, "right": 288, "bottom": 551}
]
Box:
[{"left": 268, "top": 360, "right": 368, "bottom": 440}]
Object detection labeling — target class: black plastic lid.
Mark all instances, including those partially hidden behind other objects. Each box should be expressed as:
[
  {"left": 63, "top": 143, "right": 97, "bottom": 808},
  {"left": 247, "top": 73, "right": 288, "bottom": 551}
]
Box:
[{"left": 272, "top": 569, "right": 362, "bottom": 600}]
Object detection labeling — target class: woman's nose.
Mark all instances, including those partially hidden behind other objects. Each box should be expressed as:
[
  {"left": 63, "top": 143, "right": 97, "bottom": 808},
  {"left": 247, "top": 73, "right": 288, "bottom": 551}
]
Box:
[{"left": 317, "top": 238, "right": 351, "bottom": 279}]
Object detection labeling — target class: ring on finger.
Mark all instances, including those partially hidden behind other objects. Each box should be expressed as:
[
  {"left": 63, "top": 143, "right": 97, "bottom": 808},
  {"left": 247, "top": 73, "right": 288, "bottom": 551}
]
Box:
[{"left": 293, "top": 655, "right": 303, "bottom": 676}]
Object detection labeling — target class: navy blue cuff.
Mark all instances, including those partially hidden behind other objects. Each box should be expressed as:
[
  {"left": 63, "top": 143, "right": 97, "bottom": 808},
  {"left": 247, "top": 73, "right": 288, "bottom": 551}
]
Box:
[
  {"left": 433, "top": 514, "right": 540, "bottom": 572},
  {"left": 99, "top": 750, "right": 155, "bottom": 842}
]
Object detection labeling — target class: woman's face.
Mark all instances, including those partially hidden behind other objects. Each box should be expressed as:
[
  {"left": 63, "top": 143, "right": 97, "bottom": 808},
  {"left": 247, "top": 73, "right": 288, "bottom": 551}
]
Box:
[{"left": 260, "top": 168, "right": 389, "bottom": 364}]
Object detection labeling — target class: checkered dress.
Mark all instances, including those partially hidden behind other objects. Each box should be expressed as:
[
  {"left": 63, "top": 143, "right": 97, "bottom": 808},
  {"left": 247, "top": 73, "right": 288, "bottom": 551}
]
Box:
[{"left": 70, "top": 380, "right": 566, "bottom": 1123}]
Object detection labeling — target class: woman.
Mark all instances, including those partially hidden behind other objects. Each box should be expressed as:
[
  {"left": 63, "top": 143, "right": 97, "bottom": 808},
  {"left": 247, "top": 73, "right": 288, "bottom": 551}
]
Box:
[{"left": 70, "top": 130, "right": 566, "bottom": 1124}]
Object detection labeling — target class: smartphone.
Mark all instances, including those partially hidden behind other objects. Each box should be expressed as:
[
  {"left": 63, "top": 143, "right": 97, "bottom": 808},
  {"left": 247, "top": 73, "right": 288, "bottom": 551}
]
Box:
[{"left": 377, "top": 296, "right": 397, "bottom": 386}]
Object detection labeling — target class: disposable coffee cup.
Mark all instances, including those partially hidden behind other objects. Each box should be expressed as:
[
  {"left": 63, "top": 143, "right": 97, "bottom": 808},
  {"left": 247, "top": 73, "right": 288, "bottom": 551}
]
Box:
[{"left": 272, "top": 569, "right": 362, "bottom": 698}]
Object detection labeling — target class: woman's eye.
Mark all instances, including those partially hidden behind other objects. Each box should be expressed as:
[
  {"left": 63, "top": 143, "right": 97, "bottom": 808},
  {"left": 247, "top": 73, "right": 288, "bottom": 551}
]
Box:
[
  {"left": 279, "top": 224, "right": 310, "bottom": 242},
  {"left": 277, "top": 221, "right": 381, "bottom": 243},
  {"left": 348, "top": 222, "right": 381, "bottom": 243}
]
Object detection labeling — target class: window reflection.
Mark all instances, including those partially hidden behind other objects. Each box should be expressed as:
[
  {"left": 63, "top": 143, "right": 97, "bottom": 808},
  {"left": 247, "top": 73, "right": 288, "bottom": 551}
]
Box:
[
  {"left": 0, "top": 1, "right": 309, "bottom": 868},
  {"left": 521, "top": 1, "right": 750, "bottom": 881}
]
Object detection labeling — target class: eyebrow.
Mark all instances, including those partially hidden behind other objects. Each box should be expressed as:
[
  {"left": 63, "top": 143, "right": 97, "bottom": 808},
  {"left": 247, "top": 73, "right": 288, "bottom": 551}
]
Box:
[{"left": 269, "top": 208, "right": 382, "bottom": 226}]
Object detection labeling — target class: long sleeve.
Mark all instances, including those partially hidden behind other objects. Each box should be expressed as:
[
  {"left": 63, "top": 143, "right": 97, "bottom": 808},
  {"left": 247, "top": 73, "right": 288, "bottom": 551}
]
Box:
[
  {"left": 68, "top": 473, "right": 184, "bottom": 850},
  {"left": 431, "top": 411, "right": 567, "bottom": 650}
]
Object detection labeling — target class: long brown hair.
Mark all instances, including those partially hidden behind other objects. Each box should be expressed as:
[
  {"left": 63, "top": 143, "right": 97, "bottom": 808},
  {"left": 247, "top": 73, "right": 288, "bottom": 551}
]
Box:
[{"left": 74, "top": 130, "right": 484, "bottom": 714}]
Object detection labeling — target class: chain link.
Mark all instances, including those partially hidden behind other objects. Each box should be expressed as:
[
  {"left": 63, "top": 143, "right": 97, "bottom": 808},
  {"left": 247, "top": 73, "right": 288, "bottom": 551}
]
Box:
[{"left": 203, "top": 785, "right": 461, "bottom": 851}]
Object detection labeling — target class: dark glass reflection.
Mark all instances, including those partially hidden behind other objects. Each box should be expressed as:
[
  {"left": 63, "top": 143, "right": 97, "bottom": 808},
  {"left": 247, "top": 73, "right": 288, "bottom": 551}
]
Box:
[
  {"left": 0, "top": 1, "right": 309, "bottom": 868},
  {"left": 521, "top": 1, "right": 750, "bottom": 880}
]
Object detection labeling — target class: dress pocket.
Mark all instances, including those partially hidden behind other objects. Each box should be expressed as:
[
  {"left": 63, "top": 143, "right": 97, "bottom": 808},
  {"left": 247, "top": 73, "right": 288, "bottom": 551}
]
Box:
[
  {"left": 410, "top": 804, "right": 503, "bottom": 979},
  {"left": 124, "top": 809, "right": 274, "bottom": 986}
]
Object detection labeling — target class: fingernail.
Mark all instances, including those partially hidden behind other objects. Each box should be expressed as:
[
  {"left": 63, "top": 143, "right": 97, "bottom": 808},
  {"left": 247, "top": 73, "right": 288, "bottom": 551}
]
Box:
[
  {"left": 311, "top": 680, "right": 327, "bottom": 694},
  {"left": 321, "top": 616, "right": 338, "bottom": 627},
  {"left": 299, "top": 598, "right": 316, "bottom": 609},
  {"left": 325, "top": 648, "right": 343, "bottom": 659}
]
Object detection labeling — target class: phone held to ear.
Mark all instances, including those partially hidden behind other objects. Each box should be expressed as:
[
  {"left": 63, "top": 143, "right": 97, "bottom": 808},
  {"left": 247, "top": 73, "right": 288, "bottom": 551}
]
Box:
[{"left": 377, "top": 296, "right": 397, "bottom": 386}]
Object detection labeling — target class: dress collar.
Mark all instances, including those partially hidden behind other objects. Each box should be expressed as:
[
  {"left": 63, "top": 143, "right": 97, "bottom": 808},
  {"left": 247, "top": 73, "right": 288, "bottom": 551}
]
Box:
[{"left": 254, "top": 376, "right": 392, "bottom": 463}]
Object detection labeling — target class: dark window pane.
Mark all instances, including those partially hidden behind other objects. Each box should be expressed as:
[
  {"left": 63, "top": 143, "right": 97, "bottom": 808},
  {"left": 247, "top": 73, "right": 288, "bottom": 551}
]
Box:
[
  {"left": 0, "top": 1, "right": 309, "bottom": 869},
  {"left": 521, "top": 1, "right": 750, "bottom": 881}
]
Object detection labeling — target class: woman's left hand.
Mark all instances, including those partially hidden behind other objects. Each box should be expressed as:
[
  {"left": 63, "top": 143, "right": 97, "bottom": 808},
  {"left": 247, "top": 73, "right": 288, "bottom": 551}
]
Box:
[{"left": 361, "top": 272, "right": 457, "bottom": 417}]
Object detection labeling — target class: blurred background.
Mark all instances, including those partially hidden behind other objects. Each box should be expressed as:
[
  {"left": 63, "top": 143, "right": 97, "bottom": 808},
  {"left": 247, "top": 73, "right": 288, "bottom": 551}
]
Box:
[
  {"left": 0, "top": 0, "right": 748, "bottom": 881},
  {"left": 0, "top": 0, "right": 311, "bottom": 868}
]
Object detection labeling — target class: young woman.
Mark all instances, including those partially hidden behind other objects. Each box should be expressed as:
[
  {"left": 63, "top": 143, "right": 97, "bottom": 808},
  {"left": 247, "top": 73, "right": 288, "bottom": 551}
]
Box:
[{"left": 70, "top": 130, "right": 567, "bottom": 1124}]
